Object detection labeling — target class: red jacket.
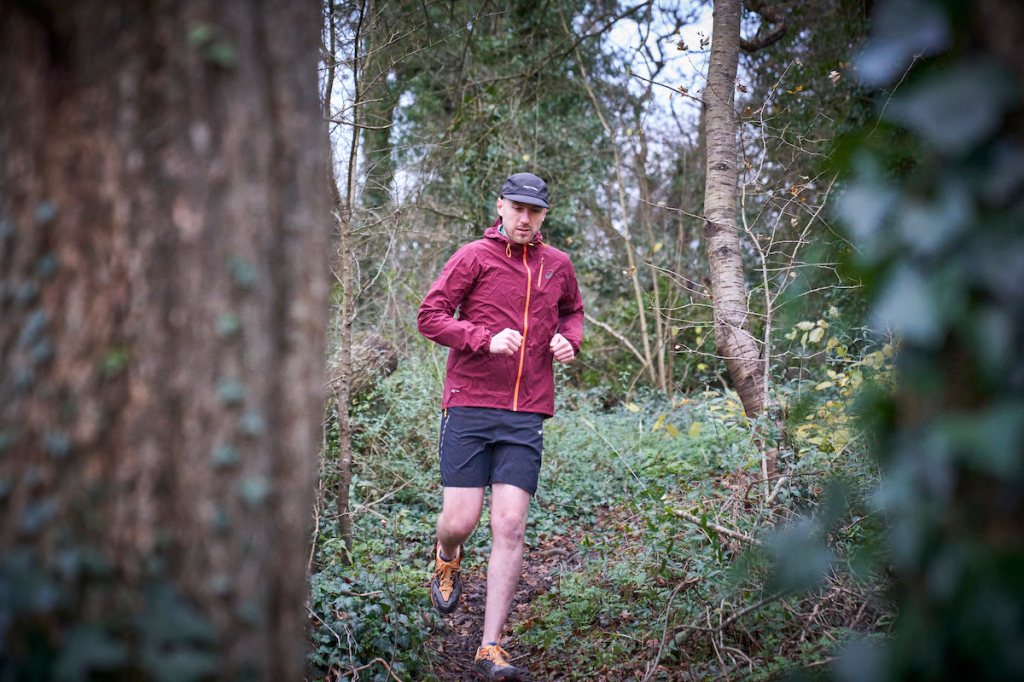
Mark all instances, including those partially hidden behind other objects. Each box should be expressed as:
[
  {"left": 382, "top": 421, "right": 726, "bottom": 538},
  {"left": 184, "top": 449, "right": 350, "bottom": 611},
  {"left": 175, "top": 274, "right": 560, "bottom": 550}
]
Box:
[{"left": 418, "top": 225, "right": 584, "bottom": 417}]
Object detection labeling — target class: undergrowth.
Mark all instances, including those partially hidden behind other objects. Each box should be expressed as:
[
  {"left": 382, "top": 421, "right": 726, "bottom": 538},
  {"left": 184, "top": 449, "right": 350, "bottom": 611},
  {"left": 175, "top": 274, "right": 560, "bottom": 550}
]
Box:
[{"left": 307, "top": 343, "right": 891, "bottom": 680}]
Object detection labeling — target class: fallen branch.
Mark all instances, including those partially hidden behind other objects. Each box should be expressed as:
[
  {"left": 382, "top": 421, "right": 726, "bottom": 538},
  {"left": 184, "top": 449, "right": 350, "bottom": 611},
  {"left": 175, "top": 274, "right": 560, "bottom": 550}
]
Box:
[{"left": 669, "top": 506, "right": 762, "bottom": 547}]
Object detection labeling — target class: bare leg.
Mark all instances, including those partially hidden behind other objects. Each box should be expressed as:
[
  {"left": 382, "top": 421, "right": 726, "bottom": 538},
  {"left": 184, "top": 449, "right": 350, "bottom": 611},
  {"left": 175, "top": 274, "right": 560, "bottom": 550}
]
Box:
[
  {"left": 436, "top": 486, "right": 485, "bottom": 558},
  {"left": 481, "top": 483, "right": 531, "bottom": 645}
]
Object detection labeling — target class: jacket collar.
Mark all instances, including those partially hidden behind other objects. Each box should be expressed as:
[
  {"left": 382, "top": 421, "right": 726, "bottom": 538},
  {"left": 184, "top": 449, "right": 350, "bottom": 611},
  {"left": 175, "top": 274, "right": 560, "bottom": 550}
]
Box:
[{"left": 484, "top": 219, "right": 544, "bottom": 248}]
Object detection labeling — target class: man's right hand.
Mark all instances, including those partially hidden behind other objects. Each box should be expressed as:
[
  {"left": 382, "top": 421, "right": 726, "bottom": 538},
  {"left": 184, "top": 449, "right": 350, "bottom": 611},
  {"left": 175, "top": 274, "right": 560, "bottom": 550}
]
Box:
[{"left": 489, "top": 328, "right": 523, "bottom": 355}]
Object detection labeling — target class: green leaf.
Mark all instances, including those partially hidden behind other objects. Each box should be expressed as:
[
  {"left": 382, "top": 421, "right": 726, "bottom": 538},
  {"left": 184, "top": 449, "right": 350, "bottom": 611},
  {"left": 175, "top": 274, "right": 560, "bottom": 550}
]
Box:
[
  {"left": 188, "top": 22, "right": 215, "bottom": 46},
  {"left": 55, "top": 627, "right": 128, "bottom": 678},
  {"left": 872, "top": 265, "right": 941, "bottom": 345},
  {"left": 854, "top": 0, "right": 949, "bottom": 86},
  {"left": 837, "top": 180, "right": 897, "bottom": 262},
  {"left": 887, "top": 59, "right": 1018, "bottom": 155}
]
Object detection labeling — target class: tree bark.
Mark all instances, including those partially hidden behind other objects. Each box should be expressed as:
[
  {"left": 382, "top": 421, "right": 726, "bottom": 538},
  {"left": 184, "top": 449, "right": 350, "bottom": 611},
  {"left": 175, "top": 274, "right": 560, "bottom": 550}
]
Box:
[
  {"left": 702, "top": 0, "right": 765, "bottom": 416},
  {"left": 0, "top": 2, "right": 329, "bottom": 677}
]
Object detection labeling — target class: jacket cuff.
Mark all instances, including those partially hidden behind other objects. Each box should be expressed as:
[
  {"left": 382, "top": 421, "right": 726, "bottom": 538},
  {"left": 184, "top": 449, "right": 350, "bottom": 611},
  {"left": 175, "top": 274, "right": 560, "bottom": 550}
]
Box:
[{"left": 472, "top": 326, "right": 493, "bottom": 354}]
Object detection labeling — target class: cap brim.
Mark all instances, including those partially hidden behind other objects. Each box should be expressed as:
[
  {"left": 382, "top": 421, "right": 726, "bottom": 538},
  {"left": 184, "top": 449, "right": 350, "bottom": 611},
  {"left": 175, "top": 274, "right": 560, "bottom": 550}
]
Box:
[{"left": 502, "top": 193, "right": 549, "bottom": 208}]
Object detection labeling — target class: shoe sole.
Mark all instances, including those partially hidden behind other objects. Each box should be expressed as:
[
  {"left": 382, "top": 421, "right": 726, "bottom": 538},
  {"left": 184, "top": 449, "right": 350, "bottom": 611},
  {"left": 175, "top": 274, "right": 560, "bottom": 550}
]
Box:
[{"left": 473, "top": 666, "right": 525, "bottom": 681}]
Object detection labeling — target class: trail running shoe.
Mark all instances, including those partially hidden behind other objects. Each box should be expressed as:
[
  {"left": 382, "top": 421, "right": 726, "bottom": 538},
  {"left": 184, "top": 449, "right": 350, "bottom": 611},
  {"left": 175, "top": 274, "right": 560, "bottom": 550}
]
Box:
[
  {"left": 430, "top": 542, "right": 463, "bottom": 614},
  {"left": 474, "top": 644, "right": 525, "bottom": 680}
]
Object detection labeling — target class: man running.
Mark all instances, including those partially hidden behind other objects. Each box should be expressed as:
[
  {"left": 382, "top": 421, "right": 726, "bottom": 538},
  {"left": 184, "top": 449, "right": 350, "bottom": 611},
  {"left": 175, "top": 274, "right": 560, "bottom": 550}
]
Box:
[{"left": 417, "top": 172, "right": 584, "bottom": 680}]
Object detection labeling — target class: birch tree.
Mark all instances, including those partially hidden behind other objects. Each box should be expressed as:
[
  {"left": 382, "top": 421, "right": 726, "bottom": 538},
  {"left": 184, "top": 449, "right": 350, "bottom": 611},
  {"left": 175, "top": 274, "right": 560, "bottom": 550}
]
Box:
[{"left": 702, "top": 0, "right": 767, "bottom": 416}]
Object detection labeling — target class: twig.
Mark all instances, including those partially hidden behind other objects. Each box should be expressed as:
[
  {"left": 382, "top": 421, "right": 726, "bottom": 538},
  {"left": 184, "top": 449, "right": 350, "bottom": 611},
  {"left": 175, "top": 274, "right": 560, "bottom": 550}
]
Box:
[
  {"left": 347, "top": 658, "right": 405, "bottom": 682},
  {"left": 307, "top": 604, "right": 342, "bottom": 648},
  {"left": 579, "top": 416, "right": 648, "bottom": 493},
  {"left": 584, "top": 312, "right": 649, "bottom": 367},
  {"left": 676, "top": 590, "right": 788, "bottom": 638},
  {"left": 765, "top": 476, "right": 788, "bottom": 504},
  {"left": 642, "top": 577, "right": 698, "bottom": 682}
]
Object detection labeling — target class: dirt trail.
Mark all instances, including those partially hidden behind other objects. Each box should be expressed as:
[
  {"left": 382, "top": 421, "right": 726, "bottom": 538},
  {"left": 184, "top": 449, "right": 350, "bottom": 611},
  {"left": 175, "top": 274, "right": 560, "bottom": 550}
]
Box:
[{"left": 424, "top": 534, "right": 582, "bottom": 681}]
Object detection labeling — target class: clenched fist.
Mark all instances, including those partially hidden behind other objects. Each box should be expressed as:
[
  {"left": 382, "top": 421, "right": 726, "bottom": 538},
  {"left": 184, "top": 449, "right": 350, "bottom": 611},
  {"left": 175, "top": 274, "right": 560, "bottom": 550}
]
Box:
[
  {"left": 550, "top": 333, "right": 575, "bottom": 363},
  {"left": 489, "top": 328, "right": 523, "bottom": 355}
]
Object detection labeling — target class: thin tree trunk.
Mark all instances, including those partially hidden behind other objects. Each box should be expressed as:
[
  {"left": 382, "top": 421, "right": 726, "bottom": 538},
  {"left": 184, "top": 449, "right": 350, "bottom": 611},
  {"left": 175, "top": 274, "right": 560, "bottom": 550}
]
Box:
[
  {"left": 570, "top": 35, "right": 657, "bottom": 386},
  {"left": 637, "top": 129, "right": 669, "bottom": 394},
  {"left": 335, "top": 213, "right": 356, "bottom": 561},
  {"left": 361, "top": 0, "right": 396, "bottom": 209},
  {"left": 0, "top": 1, "right": 329, "bottom": 677},
  {"left": 328, "top": 0, "right": 368, "bottom": 563},
  {"left": 702, "top": 0, "right": 765, "bottom": 416}
]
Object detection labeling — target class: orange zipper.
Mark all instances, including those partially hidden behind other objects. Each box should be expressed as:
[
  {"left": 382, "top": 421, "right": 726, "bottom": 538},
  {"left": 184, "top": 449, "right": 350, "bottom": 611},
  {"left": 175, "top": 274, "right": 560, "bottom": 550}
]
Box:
[{"left": 512, "top": 246, "right": 532, "bottom": 411}]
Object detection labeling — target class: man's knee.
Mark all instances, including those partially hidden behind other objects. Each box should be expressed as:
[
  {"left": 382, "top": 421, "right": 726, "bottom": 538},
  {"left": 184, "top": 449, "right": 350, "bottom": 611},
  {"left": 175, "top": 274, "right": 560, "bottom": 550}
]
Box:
[
  {"left": 441, "top": 512, "right": 480, "bottom": 539},
  {"left": 439, "top": 487, "right": 484, "bottom": 540},
  {"left": 440, "top": 502, "right": 482, "bottom": 539},
  {"left": 491, "top": 512, "right": 526, "bottom": 547}
]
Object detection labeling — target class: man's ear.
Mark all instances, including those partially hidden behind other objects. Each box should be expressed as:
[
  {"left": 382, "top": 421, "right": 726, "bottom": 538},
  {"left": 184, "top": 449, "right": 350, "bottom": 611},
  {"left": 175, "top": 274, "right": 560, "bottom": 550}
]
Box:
[{"left": 496, "top": 197, "right": 504, "bottom": 211}]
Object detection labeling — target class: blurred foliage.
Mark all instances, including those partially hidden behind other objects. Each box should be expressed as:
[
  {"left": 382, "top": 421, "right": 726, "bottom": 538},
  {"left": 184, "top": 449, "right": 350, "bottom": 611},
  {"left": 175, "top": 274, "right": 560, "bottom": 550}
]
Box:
[
  {"left": 829, "top": 0, "right": 1024, "bottom": 678},
  {"left": 1, "top": 548, "right": 220, "bottom": 681}
]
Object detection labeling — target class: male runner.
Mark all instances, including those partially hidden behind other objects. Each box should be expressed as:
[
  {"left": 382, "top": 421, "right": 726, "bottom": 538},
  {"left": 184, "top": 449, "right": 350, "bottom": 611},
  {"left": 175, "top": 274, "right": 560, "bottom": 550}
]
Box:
[{"left": 417, "top": 172, "right": 584, "bottom": 679}]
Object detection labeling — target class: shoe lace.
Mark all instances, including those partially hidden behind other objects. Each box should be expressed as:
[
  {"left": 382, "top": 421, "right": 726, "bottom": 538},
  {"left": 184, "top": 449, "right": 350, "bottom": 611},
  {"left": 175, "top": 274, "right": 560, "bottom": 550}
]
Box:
[
  {"left": 478, "top": 644, "right": 511, "bottom": 667},
  {"left": 434, "top": 555, "right": 459, "bottom": 592}
]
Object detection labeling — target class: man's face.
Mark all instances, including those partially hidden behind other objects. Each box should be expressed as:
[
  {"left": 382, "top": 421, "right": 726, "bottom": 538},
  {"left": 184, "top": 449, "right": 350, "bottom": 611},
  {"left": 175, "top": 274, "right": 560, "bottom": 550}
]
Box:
[{"left": 497, "top": 198, "right": 547, "bottom": 245}]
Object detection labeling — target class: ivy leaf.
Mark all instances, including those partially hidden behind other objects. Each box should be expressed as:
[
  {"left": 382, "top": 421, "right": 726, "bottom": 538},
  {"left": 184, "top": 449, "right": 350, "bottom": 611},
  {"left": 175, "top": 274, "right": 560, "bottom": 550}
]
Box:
[
  {"left": 855, "top": 0, "right": 949, "bottom": 86},
  {"left": 886, "top": 59, "right": 1018, "bottom": 155},
  {"left": 872, "top": 266, "right": 941, "bottom": 345}
]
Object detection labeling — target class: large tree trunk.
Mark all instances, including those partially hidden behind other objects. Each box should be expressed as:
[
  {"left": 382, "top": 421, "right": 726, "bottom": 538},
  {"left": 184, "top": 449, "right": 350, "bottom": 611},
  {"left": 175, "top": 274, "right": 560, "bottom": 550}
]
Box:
[
  {"left": 702, "top": 0, "right": 765, "bottom": 416},
  {"left": 0, "top": 2, "right": 329, "bottom": 677}
]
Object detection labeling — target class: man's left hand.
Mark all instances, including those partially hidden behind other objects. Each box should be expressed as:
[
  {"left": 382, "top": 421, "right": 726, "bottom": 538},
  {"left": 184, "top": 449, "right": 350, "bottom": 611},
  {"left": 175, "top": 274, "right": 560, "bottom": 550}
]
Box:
[{"left": 550, "top": 333, "right": 575, "bottom": 363}]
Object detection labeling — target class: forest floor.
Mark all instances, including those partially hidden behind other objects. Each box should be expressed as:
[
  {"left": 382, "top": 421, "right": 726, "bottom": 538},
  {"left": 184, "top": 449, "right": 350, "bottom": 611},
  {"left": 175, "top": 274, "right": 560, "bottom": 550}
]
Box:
[
  {"left": 311, "top": 371, "right": 887, "bottom": 681},
  {"left": 423, "top": 525, "right": 586, "bottom": 680}
]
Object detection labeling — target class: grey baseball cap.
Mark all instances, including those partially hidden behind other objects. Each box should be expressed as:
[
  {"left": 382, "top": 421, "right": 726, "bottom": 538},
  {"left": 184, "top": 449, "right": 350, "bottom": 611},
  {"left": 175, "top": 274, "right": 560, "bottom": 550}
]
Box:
[{"left": 501, "top": 172, "right": 549, "bottom": 208}]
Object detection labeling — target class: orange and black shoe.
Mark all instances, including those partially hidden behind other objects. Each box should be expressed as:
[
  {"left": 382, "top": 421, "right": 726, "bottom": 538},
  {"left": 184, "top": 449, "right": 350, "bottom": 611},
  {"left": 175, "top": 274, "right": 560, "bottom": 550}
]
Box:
[
  {"left": 430, "top": 543, "right": 463, "bottom": 614},
  {"left": 474, "top": 643, "right": 525, "bottom": 680}
]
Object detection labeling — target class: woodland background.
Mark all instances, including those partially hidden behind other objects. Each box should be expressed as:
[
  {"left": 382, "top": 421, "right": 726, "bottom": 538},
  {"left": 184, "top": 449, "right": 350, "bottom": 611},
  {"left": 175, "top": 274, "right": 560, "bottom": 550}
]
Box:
[{"left": 1, "top": 0, "right": 1022, "bottom": 680}]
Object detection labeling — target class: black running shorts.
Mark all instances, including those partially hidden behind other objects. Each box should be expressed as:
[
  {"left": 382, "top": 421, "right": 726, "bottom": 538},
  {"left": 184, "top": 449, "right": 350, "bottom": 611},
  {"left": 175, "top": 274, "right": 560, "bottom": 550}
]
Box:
[{"left": 438, "top": 406, "right": 544, "bottom": 496}]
